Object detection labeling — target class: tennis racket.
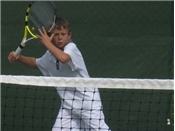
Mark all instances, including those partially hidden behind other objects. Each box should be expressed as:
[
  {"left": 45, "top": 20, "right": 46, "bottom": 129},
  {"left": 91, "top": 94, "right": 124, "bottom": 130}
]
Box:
[{"left": 15, "top": 1, "right": 57, "bottom": 56}]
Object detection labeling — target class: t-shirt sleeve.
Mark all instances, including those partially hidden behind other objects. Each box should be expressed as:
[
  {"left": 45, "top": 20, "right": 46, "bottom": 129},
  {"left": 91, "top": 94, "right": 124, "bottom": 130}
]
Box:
[
  {"left": 64, "top": 43, "right": 85, "bottom": 71},
  {"left": 36, "top": 51, "right": 50, "bottom": 76}
]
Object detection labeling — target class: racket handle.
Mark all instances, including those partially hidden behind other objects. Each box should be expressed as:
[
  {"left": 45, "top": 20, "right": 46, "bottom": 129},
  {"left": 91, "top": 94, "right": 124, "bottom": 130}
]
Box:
[
  {"left": 15, "top": 39, "right": 26, "bottom": 56},
  {"left": 15, "top": 46, "right": 23, "bottom": 56}
]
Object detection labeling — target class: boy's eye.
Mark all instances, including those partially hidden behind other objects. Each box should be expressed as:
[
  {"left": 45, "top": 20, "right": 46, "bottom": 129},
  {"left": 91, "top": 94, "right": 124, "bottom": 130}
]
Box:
[{"left": 54, "top": 34, "right": 59, "bottom": 36}]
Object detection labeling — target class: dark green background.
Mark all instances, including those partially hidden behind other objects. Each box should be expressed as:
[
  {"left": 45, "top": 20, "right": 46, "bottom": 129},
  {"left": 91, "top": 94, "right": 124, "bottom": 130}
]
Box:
[{"left": 1, "top": 1, "right": 174, "bottom": 131}]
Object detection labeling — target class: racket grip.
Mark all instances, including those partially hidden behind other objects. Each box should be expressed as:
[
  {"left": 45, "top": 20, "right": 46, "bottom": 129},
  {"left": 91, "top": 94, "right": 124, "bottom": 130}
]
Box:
[
  {"left": 15, "top": 46, "right": 23, "bottom": 56},
  {"left": 15, "top": 39, "right": 26, "bottom": 56}
]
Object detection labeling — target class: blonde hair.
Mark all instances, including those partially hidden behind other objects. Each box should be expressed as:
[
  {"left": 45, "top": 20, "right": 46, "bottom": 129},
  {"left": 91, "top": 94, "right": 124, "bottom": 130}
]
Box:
[{"left": 54, "top": 17, "right": 71, "bottom": 33}]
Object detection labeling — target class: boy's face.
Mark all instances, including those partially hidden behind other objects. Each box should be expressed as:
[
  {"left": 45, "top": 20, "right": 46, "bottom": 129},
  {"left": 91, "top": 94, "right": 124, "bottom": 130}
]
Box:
[{"left": 51, "top": 26, "right": 71, "bottom": 49}]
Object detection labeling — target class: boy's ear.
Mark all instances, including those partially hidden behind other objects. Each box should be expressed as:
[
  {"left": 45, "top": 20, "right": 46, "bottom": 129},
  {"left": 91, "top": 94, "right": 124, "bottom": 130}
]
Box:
[{"left": 68, "top": 32, "right": 72, "bottom": 38}]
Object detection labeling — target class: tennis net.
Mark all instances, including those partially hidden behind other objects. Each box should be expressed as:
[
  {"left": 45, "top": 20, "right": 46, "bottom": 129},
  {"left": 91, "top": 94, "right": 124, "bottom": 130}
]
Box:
[{"left": 1, "top": 75, "right": 174, "bottom": 131}]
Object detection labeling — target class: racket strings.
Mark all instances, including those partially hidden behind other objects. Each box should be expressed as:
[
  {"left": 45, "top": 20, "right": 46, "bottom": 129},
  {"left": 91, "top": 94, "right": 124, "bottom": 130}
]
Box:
[
  {"left": 29, "top": 14, "right": 41, "bottom": 30},
  {"left": 28, "top": 1, "right": 56, "bottom": 33},
  {"left": 42, "top": 2, "right": 56, "bottom": 31}
]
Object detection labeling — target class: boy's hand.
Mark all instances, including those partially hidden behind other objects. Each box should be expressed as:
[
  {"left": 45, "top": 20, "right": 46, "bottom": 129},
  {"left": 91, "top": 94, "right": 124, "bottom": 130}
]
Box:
[
  {"left": 37, "top": 26, "right": 54, "bottom": 46},
  {"left": 8, "top": 51, "right": 19, "bottom": 63}
]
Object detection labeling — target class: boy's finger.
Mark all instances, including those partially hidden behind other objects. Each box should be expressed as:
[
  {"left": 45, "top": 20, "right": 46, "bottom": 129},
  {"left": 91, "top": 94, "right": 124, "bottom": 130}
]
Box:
[{"left": 50, "top": 34, "right": 55, "bottom": 40}]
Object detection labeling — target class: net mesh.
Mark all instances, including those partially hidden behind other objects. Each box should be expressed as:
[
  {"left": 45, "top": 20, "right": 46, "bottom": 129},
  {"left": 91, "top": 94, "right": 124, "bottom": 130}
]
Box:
[{"left": 1, "top": 75, "right": 174, "bottom": 131}]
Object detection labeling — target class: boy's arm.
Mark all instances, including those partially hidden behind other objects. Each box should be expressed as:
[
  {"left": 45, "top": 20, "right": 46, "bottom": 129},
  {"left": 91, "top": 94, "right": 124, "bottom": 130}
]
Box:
[
  {"left": 17, "top": 55, "right": 37, "bottom": 68},
  {"left": 43, "top": 42, "right": 71, "bottom": 63},
  {"left": 8, "top": 51, "right": 37, "bottom": 68}
]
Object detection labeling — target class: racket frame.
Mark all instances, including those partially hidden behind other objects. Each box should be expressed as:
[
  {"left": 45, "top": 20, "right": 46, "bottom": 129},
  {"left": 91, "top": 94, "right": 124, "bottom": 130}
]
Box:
[{"left": 15, "top": 1, "right": 57, "bottom": 56}]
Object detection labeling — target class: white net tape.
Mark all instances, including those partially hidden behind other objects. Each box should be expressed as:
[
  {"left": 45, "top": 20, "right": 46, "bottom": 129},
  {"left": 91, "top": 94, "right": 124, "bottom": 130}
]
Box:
[{"left": 0, "top": 75, "right": 174, "bottom": 90}]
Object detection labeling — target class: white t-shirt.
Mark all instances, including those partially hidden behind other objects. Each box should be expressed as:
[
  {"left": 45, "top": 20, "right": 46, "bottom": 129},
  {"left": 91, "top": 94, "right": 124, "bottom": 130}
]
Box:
[{"left": 36, "top": 42, "right": 102, "bottom": 110}]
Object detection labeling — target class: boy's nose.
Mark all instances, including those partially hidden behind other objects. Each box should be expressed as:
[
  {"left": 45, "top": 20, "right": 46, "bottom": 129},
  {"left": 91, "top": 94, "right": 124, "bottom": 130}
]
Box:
[{"left": 58, "top": 35, "right": 62, "bottom": 39}]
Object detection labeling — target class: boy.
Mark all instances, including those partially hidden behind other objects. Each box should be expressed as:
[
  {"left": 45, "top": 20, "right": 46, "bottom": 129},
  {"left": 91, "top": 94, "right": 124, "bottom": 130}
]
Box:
[{"left": 8, "top": 17, "right": 110, "bottom": 131}]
